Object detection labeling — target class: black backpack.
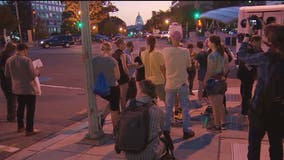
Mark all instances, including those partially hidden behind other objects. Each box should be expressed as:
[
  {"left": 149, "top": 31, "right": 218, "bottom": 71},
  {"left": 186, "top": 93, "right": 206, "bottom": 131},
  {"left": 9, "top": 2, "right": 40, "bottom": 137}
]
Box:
[
  {"left": 114, "top": 99, "right": 154, "bottom": 153},
  {"left": 261, "top": 60, "right": 284, "bottom": 137}
]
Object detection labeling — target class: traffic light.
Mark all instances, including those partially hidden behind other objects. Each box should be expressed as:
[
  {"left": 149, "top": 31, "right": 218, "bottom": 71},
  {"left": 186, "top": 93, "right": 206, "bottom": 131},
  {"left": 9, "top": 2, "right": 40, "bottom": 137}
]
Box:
[
  {"left": 193, "top": 10, "right": 200, "bottom": 20},
  {"left": 196, "top": 19, "right": 202, "bottom": 33},
  {"left": 76, "top": 21, "right": 82, "bottom": 29},
  {"left": 197, "top": 19, "right": 202, "bottom": 27}
]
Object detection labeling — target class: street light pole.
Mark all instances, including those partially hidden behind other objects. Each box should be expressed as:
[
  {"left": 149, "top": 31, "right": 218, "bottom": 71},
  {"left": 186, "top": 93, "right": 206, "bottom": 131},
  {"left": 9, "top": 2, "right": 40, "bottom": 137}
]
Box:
[
  {"left": 15, "top": 1, "right": 22, "bottom": 43},
  {"left": 79, "top": 1, "right": 104, "bottom": 139}
]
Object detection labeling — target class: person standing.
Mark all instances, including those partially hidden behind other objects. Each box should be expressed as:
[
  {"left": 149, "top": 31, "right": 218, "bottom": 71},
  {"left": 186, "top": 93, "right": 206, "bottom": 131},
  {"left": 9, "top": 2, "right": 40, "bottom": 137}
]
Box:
[
  {"left": 237, "top": 35, "right": 262, "bottom": 116},
  {"left": 141, "top": 36, "right": 166, "bottom": 103},
  {"left": 112, "top": 38, "right": 129, "bottom": 112},
  {"left": 124, "top": 41, "right": 137, "bottom": 100},
  {"left": 186, "top": 43, "right": 197, "bottom": 96},
  {"left": 5, "top": 43, "right": 40, "bottom": 136},
  {"left": 195, "top": 41, "right": 209, "bottom": 105},
  {"left": 162, "top": 31, "right": 195, "bottom": 139},
  {"left": 204, "top": 35, "right": 229, "bottom": 132},
  {"left": 0, "top": 42, "right": 17, "bottom": 122},
  {"left": 238, "top": 23, "right": 284, "bottom": 160},
  {"left": 93, "top": 42, "right": 120, "bottom": 130}
]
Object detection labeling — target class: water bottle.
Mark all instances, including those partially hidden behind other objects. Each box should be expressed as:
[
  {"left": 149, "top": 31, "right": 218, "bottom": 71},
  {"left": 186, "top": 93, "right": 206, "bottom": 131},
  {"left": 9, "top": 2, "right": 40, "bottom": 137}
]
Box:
[{"left": 203, "top": 117, "right": 209, "bottom": 128}]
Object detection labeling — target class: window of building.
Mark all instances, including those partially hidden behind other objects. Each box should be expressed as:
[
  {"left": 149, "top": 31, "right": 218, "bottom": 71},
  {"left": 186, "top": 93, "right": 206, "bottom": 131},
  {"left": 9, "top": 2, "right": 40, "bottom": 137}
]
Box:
[
  {"left": 49, "top": 6, "right": 52, "bottom": 11},
  {"left": 52, "top": 6, "right": 55, "bottom": 12},
  {"left": 46, "top": 13, "right": 49, "bottom": 18}
]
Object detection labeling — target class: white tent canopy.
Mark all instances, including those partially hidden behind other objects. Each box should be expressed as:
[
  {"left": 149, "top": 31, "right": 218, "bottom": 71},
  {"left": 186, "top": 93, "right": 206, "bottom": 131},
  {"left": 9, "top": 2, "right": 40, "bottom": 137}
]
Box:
[{"left": 200, "top": 6, "right": 240, "bottom": 24}]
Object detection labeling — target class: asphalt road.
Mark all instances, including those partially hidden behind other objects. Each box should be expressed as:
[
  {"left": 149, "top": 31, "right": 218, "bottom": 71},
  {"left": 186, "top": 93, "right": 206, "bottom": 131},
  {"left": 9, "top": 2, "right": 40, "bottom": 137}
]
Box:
[{"left": 0, "top": 38, "right": 241, "bottom": 159}]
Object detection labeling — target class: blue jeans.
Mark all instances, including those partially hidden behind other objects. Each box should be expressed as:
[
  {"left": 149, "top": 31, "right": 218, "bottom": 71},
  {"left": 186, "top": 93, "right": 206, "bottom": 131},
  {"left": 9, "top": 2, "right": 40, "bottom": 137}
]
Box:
[{"left": 164, "top": 84, "right": 191, "bottom": 133}]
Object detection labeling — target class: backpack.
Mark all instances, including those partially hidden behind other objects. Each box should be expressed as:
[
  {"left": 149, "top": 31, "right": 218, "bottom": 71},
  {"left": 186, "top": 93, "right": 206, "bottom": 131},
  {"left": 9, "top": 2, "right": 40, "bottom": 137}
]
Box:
[
  {"left": 114, "top": 99, "right": 154, "bottom": 154},
  {"left": 92, "top": 72, "right": 110, "bottom": 97},
  {"left": 261, "top": 60, "right": 284, "bottom": 137}
]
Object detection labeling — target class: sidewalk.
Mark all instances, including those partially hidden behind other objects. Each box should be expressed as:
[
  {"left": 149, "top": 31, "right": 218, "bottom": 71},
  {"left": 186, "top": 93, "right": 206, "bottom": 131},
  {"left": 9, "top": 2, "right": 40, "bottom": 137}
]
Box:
[{"left": 5, "top": 87, "right": 275, "bottom": 160}]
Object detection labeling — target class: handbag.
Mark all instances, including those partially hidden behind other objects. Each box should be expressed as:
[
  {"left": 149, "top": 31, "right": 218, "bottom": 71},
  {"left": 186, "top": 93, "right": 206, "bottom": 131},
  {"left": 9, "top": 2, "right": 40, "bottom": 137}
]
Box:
[{"left": 205, "top": 73, "right": 227, "bottom": 96}]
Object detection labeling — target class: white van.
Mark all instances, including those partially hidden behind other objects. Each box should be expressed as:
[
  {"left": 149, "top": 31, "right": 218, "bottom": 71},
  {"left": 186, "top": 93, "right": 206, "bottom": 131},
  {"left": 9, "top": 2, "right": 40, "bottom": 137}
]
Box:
[{"left": 236, "top": 4, "right": 284, "bottom": 52}]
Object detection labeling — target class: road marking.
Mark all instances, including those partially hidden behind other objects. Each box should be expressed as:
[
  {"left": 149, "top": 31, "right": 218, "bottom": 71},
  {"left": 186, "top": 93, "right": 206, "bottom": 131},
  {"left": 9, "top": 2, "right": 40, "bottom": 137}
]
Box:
[
  {"left": 0, "top": 145, "right": 20, "bottom": 153},
  {"left": 41, "top": 84, "right": 85, "bottom": 91}
]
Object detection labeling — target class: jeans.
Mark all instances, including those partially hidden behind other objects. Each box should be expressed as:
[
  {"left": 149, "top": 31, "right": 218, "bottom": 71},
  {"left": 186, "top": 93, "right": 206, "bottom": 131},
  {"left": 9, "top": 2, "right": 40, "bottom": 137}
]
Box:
[
  {"left": 240, "top": 79, "right": 254, "bottom": 115},
  {"left": 248, "top": 114, "right": 283, "bottom": 160},
  {"left": 164, "top": 84, "right": 191, "bottom": 133},
  {"left": 17, "top": 95, "right": 36, "bottom": 132}
]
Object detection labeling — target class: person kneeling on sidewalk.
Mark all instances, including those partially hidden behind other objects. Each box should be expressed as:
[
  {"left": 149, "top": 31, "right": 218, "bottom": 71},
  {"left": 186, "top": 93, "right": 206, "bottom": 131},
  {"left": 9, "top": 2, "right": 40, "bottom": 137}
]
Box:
[{"left": 115, "top": 80, "right": 174, "bottom": 160}]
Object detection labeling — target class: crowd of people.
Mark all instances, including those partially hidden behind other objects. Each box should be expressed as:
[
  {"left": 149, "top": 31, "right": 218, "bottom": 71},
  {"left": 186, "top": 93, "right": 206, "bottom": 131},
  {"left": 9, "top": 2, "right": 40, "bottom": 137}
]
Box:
[{"left": 1, "top": 22, "right": 283, "bottom": 159}]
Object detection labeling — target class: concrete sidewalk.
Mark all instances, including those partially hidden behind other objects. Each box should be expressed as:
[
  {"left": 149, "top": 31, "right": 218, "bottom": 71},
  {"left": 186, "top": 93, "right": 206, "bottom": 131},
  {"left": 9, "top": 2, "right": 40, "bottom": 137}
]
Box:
[{"left": 5, "top": 87, "right": 276, "bottom": 160}]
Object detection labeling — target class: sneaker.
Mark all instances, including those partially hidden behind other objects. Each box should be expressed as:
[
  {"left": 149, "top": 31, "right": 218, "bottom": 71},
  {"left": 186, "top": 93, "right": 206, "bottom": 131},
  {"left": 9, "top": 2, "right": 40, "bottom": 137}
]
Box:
[
  {"left": 183, "top": 130, "right": 195, "bottom": 140},
  {"left": 25, "top": 129, "right": 40, "bottom": 136},
  {"left": 17, "top": 127, "right": 25, "bottom": 133}
]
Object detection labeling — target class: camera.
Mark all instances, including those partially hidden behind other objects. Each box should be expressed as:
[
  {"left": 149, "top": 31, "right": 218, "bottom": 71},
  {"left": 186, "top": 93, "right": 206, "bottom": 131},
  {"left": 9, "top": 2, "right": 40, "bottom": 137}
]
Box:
[{"left": 240, "top": 15, "right": 263, "bottom": 30}]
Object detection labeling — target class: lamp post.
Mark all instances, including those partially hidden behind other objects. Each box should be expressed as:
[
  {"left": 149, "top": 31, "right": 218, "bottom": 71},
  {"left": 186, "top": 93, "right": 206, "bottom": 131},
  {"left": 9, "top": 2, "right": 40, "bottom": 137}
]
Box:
[
  {"left": 32, "top": 9, "right": 36, "bottom": 46},
  {"left": 79, "top": 1, "right": 104, "bottom": 140},
  {"left": 15, "top": 1, "right": 22, "bottom": 43}
]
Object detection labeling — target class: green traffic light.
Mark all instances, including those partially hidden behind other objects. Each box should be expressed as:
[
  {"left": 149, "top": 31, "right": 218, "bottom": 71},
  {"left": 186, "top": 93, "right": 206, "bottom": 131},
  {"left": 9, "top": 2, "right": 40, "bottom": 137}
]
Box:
[
  {"left": 193, "top": 11, "right": 200, "bottom": 20},
  {"left": 77, "top": 21, "right": 82, "bottom": 28}
]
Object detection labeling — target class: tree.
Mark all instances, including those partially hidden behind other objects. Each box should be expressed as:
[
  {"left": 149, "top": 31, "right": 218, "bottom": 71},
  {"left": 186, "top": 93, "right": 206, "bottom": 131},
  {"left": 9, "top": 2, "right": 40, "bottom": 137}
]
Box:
[
  {"left": 61, "top": 1, "right": 118, "bottom": 34},
  {"left": 98, "top": 16, "right": 126, "bottom": 37},
  {"left": 144, "top": 10, "right": 172, "bottom": 33},
  {"left": 0, "top": 5, "right": 18, "bottom": 34}
]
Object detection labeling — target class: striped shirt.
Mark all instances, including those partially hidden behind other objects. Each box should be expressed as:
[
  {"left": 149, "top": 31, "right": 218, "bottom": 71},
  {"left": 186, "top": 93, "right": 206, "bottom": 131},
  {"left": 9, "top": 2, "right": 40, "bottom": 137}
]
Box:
[{"left": 125, "top": 96, "right": 165, "bottom": 160}]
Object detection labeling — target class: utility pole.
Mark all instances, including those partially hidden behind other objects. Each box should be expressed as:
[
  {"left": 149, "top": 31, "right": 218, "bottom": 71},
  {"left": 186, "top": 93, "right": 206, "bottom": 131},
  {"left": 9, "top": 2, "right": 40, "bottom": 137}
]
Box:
[
  {"left": 15, "top": 1, "right": 22, "bottom": 43},
  {"left": 79, "top": 1, "right": 104, "bottom": 139}
]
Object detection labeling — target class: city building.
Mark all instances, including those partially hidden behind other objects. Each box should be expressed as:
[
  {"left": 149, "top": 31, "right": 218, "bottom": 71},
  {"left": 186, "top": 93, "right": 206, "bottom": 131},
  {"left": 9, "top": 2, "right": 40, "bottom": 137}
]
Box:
[
  {"left": 31, "top": 1, "right": 65, "bottom": 34},
  {"left": 127, "top": 12, "right": 144, "bottom": 37}
]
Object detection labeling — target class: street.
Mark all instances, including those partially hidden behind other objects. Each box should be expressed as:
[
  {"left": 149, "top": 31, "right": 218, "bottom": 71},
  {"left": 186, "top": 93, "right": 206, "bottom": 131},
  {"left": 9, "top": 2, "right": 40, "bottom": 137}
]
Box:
[{"left": 0, "top": 38, "right": 241, "bottom": 159}]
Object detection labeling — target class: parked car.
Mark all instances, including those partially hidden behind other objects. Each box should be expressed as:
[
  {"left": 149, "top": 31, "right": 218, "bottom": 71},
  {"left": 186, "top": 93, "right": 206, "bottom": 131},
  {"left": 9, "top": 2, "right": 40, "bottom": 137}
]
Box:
[
  {"left": 72, "top": 34, "right": 81, "bottom": 45},
  {"left": 112, "top": 35, "right": 121, "bottom": 41},
  {"left": 159, "top": 31, "right": 170, "bottom": 39},
  {"left": 92, "top": 34, "right": 110, "bottom": 43},
  {"left": 40, "top": 35, "right": 75, "bottom": 48}
]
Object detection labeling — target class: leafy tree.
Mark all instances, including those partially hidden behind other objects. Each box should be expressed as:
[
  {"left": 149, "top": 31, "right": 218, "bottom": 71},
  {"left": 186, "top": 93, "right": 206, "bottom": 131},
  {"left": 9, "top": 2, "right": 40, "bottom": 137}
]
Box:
[
  {"left": 98, "top": 16, "right": 126, "bottom": 37},
  {"left": 144, "top": 10, "right": 172, "bottom": 32},
  {"left": 61, "top": 1, "right": 118, "bottom": 34},
  {"left": 0, "top": 5, "right": 18, "bottom": 34}
]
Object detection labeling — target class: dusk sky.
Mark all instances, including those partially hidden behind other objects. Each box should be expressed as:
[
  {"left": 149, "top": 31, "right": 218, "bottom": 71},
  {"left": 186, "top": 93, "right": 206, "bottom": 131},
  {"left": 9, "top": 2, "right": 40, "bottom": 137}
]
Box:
[{"left": 110, "top": 1, "right": 172, "bottom": 26}]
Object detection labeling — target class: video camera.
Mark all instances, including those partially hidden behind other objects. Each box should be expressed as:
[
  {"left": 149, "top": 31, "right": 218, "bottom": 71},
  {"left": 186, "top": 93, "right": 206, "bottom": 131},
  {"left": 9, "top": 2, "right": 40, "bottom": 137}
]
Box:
[{"left": 240, "top": 15, "right": 263, "bottom": 30}]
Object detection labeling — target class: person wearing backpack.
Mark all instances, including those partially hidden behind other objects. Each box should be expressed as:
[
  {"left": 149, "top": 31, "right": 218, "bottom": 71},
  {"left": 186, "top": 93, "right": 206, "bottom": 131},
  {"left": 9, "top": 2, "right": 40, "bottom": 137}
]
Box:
[
  {"left": 115, "top": 80, "right": 173, "bottom": 160},
  {"left": 237, "top": 23, "right": 284, "bottom": 160},
  {"left": 92, "top": 42, "right": 121, "bottom": 131},
  {"left": 0, "top": 42, "right": 17, "bottom": 122}
]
